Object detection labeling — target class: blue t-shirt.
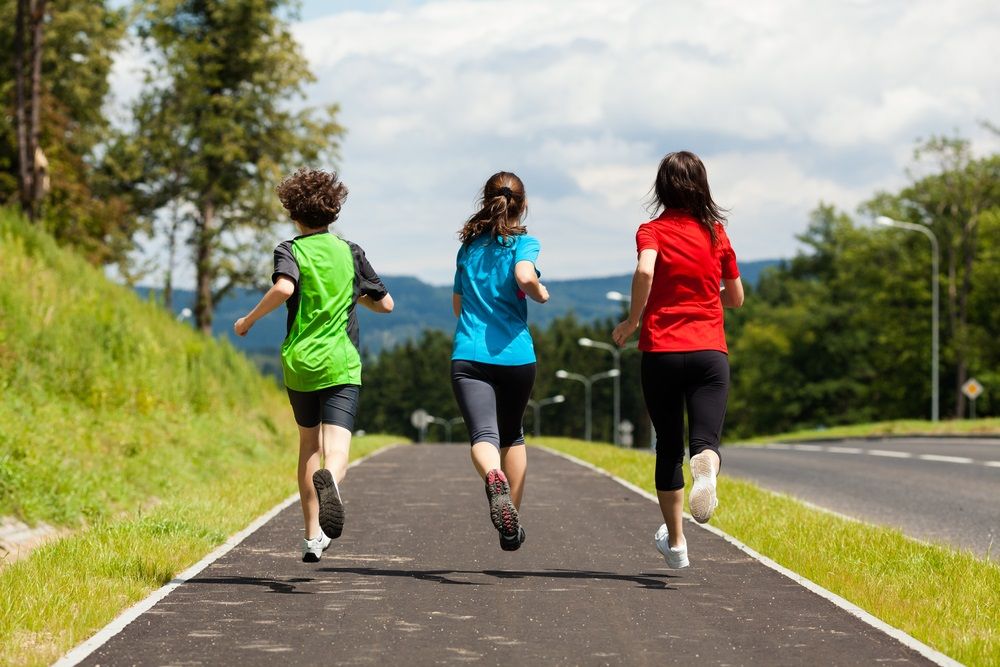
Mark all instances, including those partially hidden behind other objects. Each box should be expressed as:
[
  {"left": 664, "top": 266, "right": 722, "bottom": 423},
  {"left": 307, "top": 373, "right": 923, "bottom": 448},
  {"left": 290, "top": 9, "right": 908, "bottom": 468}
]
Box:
[{"left": 452, "top": 233, "right": 541, "bottom": 365}]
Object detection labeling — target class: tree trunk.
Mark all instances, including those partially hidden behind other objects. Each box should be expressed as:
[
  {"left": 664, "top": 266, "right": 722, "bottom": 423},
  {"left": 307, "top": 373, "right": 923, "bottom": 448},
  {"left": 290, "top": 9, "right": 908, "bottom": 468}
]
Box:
[
  {"left": 194, "top": 199, "right": 216, "bottom": 335},
  {"left": 163, "top": 200, "right": 181, "bottom": 311},
  {"left": 27, "top": 0, "right": 47, "bottom": 218},
  {"left": 14, "top": 0, "right": 34, "bottom": 219}
]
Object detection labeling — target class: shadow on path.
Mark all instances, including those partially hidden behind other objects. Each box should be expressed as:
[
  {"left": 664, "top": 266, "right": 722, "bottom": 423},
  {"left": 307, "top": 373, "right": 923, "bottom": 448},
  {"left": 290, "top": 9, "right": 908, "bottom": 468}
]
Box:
[
  {"left": 184, "top": 576, "right": 314, "bottom": 595},
  {"left": 318, "top": 567, "right": 675, "bottom": 589}
]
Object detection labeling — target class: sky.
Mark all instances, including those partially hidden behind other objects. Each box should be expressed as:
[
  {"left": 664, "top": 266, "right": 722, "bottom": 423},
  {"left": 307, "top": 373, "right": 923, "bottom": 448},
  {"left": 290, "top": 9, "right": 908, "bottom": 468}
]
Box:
[{"left": 111, "top": 0, "right": 1000, "bottom": 286}]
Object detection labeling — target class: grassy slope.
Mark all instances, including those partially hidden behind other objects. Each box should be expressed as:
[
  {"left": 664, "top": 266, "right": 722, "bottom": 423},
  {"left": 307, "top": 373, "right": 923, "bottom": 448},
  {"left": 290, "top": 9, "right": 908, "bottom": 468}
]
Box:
[
  {"left": 747, "top": 417, "right": 1000, "bottom": 443},
  {"left": 534, "top": 437, "right": 999, "bottom": 666},
  {"left": 0, "top": 210, "right": 403, "bottom": 665}
]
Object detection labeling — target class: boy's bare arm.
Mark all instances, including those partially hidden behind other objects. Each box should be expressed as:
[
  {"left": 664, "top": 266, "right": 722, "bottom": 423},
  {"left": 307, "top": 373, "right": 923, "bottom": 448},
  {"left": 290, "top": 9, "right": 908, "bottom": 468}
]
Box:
[
  {"left": 234, "top": 277, "right": 295, "bottom": 336},
  {"left": 358, "top": 292, "right": 394, "bottom": 314}
]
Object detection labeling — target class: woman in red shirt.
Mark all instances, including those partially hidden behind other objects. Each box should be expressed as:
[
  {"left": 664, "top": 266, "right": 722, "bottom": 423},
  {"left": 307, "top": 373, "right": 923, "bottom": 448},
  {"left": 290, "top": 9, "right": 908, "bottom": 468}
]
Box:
[{"left": 612, "top": 151, "right": 744, "bottom": 569}]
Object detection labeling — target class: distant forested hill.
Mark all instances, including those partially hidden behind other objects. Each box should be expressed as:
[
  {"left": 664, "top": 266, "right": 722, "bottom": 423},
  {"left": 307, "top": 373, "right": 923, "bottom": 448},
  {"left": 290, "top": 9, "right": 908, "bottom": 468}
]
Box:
[{"left": 139, "top": 259, "right": 780, "bottom": 355}]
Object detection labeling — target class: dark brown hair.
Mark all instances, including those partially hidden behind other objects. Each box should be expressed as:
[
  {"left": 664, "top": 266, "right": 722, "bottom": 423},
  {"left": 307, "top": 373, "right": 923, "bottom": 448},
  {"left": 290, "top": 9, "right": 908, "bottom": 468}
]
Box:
[
  {"left": 458, "top": 171, "right": 528, "bottom": 244},
  {"left": 647, "top": 151, "right": 727, "bottom": 244},
  {"left": 276, "top": 168, "right": 348, "bottom": 228}
]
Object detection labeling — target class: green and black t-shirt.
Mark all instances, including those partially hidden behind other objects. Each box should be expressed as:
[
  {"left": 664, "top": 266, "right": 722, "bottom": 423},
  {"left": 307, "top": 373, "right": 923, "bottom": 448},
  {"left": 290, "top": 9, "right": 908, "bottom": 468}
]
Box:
[{"left": 272, "top": 231, "right": 388, "bottom": 392}]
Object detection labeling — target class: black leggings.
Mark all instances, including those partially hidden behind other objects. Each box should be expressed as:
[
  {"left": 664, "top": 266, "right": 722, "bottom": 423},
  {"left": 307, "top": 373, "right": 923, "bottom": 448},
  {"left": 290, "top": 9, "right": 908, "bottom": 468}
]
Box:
[
  {"left": 451, "top": 360, "right": 536, "bottom": 449},
  {"left": 641, "top": 351, "right": 729, "bottom": 491}
]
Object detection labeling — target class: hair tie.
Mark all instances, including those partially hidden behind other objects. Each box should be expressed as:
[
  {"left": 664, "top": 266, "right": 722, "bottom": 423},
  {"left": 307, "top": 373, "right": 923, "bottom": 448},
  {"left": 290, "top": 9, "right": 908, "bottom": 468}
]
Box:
[{"left": 497, "top": 186, "right": 513, "bottom": 198}]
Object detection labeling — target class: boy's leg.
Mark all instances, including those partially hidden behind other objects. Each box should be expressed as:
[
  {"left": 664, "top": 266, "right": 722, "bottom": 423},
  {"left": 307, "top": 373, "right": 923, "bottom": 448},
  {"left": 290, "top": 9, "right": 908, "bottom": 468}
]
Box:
[
  {"left": 297, "top": 424, "right": 323, "bottom": 539},
  {"left": 312, "top": 385, "right": 359, "bottom": 539},
  {"left": 321, "top": 423, "right": 352, "bottom": 483}
]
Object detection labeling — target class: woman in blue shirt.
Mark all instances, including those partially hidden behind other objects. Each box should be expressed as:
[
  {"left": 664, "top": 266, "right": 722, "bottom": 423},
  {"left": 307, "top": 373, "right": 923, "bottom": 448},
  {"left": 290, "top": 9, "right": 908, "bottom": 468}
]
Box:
[{"left": 451, "top": 171, "right": 549, "bottom": 551}]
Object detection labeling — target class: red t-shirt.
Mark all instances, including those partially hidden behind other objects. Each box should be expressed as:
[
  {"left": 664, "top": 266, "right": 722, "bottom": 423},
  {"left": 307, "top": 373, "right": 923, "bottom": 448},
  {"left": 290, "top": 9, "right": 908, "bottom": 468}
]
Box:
[{"left": 636, "top": 210, "right": 740, "bottom": 353}]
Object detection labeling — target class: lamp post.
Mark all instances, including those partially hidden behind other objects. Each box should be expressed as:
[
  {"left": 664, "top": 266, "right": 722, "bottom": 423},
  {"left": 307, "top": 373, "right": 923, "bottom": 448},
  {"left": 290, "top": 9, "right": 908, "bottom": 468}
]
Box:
[
  {"left": 578, "top": 337, "right": 624, "bottom": 445},
  {"left": 447, "top": 417, "right": 464, "bottom": 444},
  {"left": 526, "top": 394, "right": 565, "bottom": 438},
  {"left": 875, "top": 215, "right": 940, "bottom": 422},
  {"left": 555, "top": 368, "right": 620, "bottom": 441}
]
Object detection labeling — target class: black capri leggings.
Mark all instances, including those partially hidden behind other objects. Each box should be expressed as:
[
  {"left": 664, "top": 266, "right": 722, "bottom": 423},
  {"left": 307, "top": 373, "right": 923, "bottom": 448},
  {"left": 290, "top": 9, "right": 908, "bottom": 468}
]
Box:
[
  {"left": 451, "top": 360, "right": 536, "bottom": 449},
  {"left": 641, "top": 351, "right": 729, "bottom": 491}
]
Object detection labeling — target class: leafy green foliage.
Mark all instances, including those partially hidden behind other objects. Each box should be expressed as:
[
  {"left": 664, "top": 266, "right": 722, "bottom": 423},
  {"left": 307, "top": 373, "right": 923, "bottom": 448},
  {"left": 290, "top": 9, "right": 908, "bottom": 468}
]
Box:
[
  {"left": 0, "top": 1, "right": 141, "bottom": 266},
  {"left": 363, "top": 137, "right": 1000, "bottom": 441},
  {"left": 125, "top": 0, "right": 345, "bottom": 330}
]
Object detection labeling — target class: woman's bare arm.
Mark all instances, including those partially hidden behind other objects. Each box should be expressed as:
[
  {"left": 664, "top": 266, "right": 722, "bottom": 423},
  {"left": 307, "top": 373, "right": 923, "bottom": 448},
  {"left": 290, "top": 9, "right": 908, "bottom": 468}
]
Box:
[
  {"left": 721, "top": 277, "right": 744, "bottom": 308},
  {"left": 611, "top": 249, "right": 657, "bottom": 346},
  {"left": 514, "top": 260, "right": 549, "bottom": 303}
]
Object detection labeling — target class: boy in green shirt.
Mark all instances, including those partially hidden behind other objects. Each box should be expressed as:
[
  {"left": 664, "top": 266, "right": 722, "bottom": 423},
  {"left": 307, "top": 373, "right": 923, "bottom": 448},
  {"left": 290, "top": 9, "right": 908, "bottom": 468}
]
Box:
[{"left": 234, "top": 168, "right": 394, "bottom": 562}]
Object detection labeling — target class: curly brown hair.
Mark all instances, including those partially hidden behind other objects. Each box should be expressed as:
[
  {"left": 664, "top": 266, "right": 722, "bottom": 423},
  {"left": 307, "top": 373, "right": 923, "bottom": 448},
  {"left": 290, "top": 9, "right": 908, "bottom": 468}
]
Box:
[
  {"left": 276, "top": 168, "right": 349, "bottom": 228},
  {"left": 458, "top": 171, "right": 528, "bottom": 244}
]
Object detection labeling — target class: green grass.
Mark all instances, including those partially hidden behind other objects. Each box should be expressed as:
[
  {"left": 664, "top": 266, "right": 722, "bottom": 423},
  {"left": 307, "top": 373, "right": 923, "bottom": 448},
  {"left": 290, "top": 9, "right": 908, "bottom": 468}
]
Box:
[
  {"left": 747, "top": 418, "right": 1000, "bottom": 443},
  {"left": 534, "top": 437, "right": 1000, "bottom": 666},
  {"left": 0, "top": 209, "right": 407, "bottom": 665},
  {"left": 0, "top": 433, "right": 399, "bottom": 666}
]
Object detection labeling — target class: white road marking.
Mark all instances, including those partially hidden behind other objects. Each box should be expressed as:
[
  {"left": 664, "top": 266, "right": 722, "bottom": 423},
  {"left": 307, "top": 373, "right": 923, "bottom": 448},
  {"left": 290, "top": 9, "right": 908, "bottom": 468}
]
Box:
[
  {"left": 539, "top": 446, "right": 962, "bottom": 667},
  {"left": 756, "top": 442, "right": 1000, "bottom": 468},
  {"left": 918, "top": 454, "right": 974, "bottom": 464}
]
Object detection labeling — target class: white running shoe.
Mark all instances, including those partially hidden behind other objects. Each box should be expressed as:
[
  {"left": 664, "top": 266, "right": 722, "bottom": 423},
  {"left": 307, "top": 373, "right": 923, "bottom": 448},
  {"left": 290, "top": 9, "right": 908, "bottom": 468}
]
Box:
[
  {"left": 654, "top": 523, "right": 689, "bottom": 568},
  {"left": 301, "top": 532, "right": 332, "bottom": 563},
  {"left": 689, "top": 451, "right": 719, "bottom": 524}
]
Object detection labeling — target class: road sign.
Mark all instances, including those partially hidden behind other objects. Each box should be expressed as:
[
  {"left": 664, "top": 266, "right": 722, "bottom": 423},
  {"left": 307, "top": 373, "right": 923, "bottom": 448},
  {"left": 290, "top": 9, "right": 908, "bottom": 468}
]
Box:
[
  {"left": 410, "top": 409, "right": 431, "bottom": 429},
  {"left": 961, "top": 379, "right": 983, "bottom": 400}
]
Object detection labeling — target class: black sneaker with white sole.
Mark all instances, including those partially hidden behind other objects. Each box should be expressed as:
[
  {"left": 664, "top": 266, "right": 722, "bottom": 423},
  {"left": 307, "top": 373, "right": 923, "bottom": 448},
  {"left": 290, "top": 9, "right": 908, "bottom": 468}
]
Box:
[{"left": 313, "top": 469, "right": 345, "bottom": 539}]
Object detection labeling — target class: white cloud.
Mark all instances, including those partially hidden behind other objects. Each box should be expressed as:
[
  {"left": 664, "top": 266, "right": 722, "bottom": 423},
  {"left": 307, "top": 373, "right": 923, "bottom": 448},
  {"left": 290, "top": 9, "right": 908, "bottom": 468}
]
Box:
[{"left": 117, "top": 0, "right": 1000, "bottom": 286}]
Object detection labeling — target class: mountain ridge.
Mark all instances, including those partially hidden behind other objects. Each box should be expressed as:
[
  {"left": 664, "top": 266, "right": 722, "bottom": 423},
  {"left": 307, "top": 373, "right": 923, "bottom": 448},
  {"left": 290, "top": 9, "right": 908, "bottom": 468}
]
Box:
[{"left": 141, "top": 259, "right": 780, "bottom": 355}]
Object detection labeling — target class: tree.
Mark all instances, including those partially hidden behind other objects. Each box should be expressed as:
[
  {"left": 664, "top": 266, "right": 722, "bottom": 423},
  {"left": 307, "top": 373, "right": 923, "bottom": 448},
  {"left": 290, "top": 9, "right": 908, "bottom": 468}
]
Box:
[
  {"left": 865, "top": 136, "right": 1000, "bottom": 417},
  {"left": 2, "top": 1, "right": 137, "bottom": 265},
  {"left": 131, "top": 0, "right": 344, "bottom": 333},
  {"left": 12, "top": 0, "right": 47, "bottom": 221}
]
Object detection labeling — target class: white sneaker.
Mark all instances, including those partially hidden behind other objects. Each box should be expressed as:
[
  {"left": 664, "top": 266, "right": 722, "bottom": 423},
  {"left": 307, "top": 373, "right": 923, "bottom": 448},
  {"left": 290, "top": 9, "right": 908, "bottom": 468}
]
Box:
[
  {"left": 654, "top": 523, "right": 689, "bottom": 568},
  {"left": 301, "top": 532, "right": 332, "bottom": 563},
  {"left": 689, "top": 451, "right": 719, "bottom": 524}
]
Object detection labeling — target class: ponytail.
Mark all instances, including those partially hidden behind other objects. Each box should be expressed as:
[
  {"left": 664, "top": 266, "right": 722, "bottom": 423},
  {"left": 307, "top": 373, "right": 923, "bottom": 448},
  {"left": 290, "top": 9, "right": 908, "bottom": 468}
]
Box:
[{"left": 459, "top": 172, "right": 528, "bottom": 244}]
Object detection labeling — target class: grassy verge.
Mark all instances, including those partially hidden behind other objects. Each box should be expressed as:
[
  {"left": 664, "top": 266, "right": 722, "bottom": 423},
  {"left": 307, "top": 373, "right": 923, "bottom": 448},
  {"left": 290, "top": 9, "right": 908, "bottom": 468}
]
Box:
[
  {"left": 0, "top": 433, "right": 402, "bottom": 666},
  {"left": 747, "top": 417, "right": 1000, "bottom": 443},
  {"left": 0, "top": 209, "right": 407, "bottom": 664},
  {"left": 534, "top": 437, "right": 999, "bottom": 666}
]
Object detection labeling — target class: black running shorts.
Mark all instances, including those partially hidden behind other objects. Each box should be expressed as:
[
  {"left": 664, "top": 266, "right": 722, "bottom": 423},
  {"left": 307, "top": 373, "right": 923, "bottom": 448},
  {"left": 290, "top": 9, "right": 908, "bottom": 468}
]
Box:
[
  {"left": 286, "top": 384, "right": 360, "bottom": 431},
  {"left": 451, "top": 360, "right": 536, "bottom": 449}
]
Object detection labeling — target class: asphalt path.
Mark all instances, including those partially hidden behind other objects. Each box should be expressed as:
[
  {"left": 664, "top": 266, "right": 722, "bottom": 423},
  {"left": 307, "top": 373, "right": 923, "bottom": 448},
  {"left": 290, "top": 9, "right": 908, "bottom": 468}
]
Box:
[
  {"left": 722, "top": 437, "right": 1000, "bottom": 560},
  {"left": 76, "top": 445, "right": 938, "bottom": 666}
]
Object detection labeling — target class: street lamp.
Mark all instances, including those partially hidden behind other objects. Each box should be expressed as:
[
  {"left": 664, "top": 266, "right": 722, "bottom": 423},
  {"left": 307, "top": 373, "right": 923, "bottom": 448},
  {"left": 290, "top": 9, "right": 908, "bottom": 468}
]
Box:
[
  {"left": 555, "top": 368, "right": 620, "bottom": 442},
  {"left": 875, "top": 215, "right": 940, "bottom": 422},
  {"left": 447, "top": 416, "right": 465, "bottom": 444},
  {"left": 606, "top": 290, "right": 628, "bottom": 302},
  {"left": 579, "top": 337, "right": 624, "bottom": 445},
  {"left": 526, "top": 394, "right": 565, "bottom": 438}
]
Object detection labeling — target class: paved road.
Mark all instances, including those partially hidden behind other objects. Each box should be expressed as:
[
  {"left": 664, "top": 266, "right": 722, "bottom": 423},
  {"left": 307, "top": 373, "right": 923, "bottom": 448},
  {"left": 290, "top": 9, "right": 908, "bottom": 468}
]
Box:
[
  {"left": 79, "top": 445, "right": 937, "bottom": 666},
  {"left": 722, "top": 438, "right": 1000, "bottom": 560}
]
